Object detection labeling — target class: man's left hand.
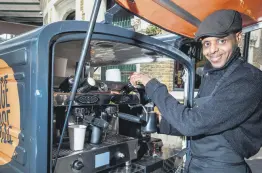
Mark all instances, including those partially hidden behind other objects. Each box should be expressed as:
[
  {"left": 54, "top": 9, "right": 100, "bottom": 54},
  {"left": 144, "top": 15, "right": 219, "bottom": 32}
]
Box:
[{"left": 130, "top": 72, "right": 152, "bottom": 86}]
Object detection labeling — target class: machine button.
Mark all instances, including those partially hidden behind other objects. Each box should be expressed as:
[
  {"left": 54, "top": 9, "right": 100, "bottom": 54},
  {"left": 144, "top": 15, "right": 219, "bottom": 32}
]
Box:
[{"left": 72, "top": 160, "right": 84, "bottom": 170}]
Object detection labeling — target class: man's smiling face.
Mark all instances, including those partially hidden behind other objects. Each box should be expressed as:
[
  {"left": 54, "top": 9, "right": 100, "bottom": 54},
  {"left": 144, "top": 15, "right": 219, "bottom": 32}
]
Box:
[{"left": 201, "top": 32, "right": 242, "bottom": 68}]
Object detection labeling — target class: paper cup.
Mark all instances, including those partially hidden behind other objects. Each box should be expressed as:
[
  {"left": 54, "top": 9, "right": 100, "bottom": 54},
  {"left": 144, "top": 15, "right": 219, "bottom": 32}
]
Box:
[
  {"left": 106, "top": 69, "right": 121, "bottom": 82},
  {"left": 68, "top": 125, "right": 87, "bottom": 151}
]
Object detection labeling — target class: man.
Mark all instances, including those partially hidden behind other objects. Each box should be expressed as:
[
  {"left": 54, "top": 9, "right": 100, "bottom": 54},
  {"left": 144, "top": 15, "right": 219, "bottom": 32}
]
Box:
[{"left": 130, "top": 9, "right": 262, "bottom": 173}]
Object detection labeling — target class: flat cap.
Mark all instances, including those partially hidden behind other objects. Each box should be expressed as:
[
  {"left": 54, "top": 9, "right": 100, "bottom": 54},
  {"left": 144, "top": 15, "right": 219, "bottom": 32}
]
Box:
[{"left": 195, "top": 9, "right": 242, "bottom": 41}]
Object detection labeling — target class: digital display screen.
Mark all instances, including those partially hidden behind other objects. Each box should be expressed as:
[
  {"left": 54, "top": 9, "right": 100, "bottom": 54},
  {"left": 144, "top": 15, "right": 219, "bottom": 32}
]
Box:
[{"left": 95, "top": 152, "right": 110, "bottom": 168}]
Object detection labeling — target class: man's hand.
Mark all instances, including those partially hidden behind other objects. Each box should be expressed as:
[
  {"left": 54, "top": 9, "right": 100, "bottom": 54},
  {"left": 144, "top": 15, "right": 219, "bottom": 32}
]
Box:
[
  {"left": 154, "top": 107, "right": 162, "bottom": 122},
  {"left": 129, "top": 72, "right": 152, "bottom": 86}
]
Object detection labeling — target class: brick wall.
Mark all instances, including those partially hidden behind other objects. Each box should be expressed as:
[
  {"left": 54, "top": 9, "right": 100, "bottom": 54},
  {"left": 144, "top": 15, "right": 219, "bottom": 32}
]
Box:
[{"left": 140, "top": 60, "right": 175, "bottom": 91}]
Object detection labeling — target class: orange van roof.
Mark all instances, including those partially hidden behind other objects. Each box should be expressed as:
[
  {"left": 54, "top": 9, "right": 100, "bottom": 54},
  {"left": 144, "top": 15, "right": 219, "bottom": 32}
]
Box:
[{"left": 115, "top": 0, "right": 262, "bottom": 38}]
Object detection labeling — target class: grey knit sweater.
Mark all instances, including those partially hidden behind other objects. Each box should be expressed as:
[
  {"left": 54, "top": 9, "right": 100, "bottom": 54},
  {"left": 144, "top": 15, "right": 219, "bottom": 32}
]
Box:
[{"left": 146, "top": 51, "right": 262, "bottom": 158}]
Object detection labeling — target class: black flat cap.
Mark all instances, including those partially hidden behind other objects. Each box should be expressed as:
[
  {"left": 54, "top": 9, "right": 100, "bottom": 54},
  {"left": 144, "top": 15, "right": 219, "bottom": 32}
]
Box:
[{"left": 195, "top": 9, "right": 242, "bottom": 41}]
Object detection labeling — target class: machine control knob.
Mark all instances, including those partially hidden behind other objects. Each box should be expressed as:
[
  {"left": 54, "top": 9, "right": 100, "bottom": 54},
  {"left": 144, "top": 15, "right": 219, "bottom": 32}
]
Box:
[
  {"left": 72, "top": 160, "right": 84, "bottom": 170},
  {"left": 116, "top": 152, "right": 125, "bottom": 159}
]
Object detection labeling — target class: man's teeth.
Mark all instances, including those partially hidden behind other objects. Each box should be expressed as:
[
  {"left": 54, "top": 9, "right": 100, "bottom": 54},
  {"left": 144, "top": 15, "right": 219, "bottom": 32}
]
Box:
[{"left": 211, "top": 55, "right": 221, "bottom": 61}]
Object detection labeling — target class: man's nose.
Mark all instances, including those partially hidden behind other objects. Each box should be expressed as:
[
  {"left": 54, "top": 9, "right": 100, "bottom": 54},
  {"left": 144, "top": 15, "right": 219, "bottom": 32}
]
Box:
[{"left": 209, "top": 43, "right": 219, "bottom": 54}]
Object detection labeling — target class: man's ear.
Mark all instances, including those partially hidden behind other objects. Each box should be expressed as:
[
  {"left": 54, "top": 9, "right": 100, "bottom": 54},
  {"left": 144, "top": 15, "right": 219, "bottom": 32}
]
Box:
[{"left": 236, "top": 31, "right": 242, "bottom": 43}]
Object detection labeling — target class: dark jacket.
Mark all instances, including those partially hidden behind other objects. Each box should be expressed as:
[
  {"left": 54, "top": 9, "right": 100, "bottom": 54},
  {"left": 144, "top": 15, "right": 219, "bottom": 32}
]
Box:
[{"left": 146, "top": 50, "right": 262, "bottom": 159}]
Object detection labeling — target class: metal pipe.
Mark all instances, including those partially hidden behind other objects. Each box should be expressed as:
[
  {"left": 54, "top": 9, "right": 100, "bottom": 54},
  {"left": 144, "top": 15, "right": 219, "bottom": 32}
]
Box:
[
  {"left": 153, "top": 0, "right": 201, "bottom": 27},
  {"left": 243, "top": 32, "right": 250, "bottom": 61},
  {"left": 183, "top": 58, "right": 195, "bottom": 159},
  {"left": 188, "top": 59, "right": 195, "bottom": 108},
  {"left": 53, "top": 0, "right": 102, "bottom": 171}
]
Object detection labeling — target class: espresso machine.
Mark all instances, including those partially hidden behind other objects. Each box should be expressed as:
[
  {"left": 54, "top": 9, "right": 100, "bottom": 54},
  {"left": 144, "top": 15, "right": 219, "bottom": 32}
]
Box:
[{"left": 51, "top": 73, "right": 177, "bottom": 173}]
